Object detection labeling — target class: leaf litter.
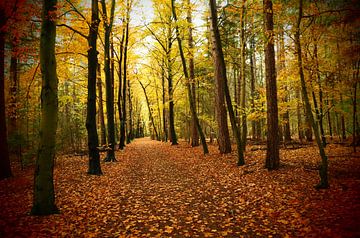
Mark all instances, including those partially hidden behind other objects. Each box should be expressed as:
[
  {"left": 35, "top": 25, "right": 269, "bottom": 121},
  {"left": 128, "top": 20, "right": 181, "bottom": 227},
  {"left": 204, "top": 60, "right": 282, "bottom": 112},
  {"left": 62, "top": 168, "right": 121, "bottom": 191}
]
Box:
[{"left": 0, "top": 138, "right": 359, "bottom": 237}]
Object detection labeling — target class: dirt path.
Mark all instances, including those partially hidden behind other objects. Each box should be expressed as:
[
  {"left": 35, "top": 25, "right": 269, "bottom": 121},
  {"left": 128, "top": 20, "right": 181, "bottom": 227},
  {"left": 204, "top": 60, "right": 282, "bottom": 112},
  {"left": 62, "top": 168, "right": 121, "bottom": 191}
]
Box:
[{"left": 0, "top": 138, "right": 359, "bottom": 237}]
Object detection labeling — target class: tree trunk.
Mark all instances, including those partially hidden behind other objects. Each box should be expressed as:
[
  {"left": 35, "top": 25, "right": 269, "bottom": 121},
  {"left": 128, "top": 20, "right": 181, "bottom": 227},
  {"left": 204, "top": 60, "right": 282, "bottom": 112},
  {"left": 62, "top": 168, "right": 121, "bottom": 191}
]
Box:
[
  {"left": 31, "top": 0, "right": 59, "bottom": 215},
  {"left": 127, "top": 79, "right": 133, "bottom": 143},
  {"left": 166, "top": 18, "right": 177, "bottom": 145},
  {"left": 120, "top": 5, "right": 130, "bottom": 150},
  {"left": 187, "top": 0, "right": 199, "bottom": 147},
  {"left": 240, "top": 2, "right": 247, "bottom": 151},
  {"left": 97, "top": 63, "right": 106, "bottom": 145},
  {"left": 161, "top": 59, "right": 168, "bottom": 141},
  {"left": 264, "top": 0, "right": 280, "bottom": 170},
  {"left": 139, "top": 80, "right": 159, "bottom": 140},
  {"left": 117, "top": 28, "right": 125, "bottom": 146},
  {"left": 86, "top": 0, "right": 102, "bottom": 175},
  {"left": 209, "top": 0, "right": 231, "bottom": 154},
  {"left": 172, "top": 0, "right": 208, "bottom": 154},
  {"left": 209, "top": 0, "right": 245, "bottom": 165},
  {"left": 0, "top": 15, "right": 12, "bottom": 180},
  {"left": 250, "top": 35, "right": 257, "bottom": 140},
  {"left": 295, "top": 0, "right": 328, "bottom": 189},
  {"left": 101, "top": 0, "right": 116, "bottom": 161}
]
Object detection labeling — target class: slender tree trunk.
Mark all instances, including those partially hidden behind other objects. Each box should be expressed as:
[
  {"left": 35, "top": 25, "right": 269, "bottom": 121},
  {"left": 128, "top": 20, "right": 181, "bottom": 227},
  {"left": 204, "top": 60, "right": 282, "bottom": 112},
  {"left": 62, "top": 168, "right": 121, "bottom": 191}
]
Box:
[
  {"left": 209, "top": 0, "right": 245, "bottom": 165},
  {"left": 161, "top": 59, "right": 168, "bottom": 141},
  {"left": 117, "top": 28, "right": 125, "bottom": 146},
  {"left": 127, "top": 79, "right": 133, "bottom": 143},
  {"left": 139, "top": 81, "right": 159, "bottom": 140},
  {"left": 86, "top": 0, "right": 102, "bottom": 175},
  {"left": 264, "top": 0, "right": 280, "bottom": 170},
  {"left": 240, "top": 2, "right": 247, "bottom": 151},
  {"left": 97, "top": 63, "right": 106, "bottom": 146},
  {"left": 250, "top": 36, "right": 257, "bottom": 140},
  {"left": 101, "top": 0, "right": 116, "bottom": 161},
  {"left": 120, "top": 6, "right": 130, "bottom": 150},
  {"left": 31, "top": 0, "right": 59, "bottom": 215},
  {"left": 295, "top": 0, "right": 328, "bottom": 189},
  {"left": 172, "top": 0, "right": 208, "bottom": 154},
  {"left": 0, "top": 16, "right": 12, "bottom": 180},
  {"left": 187, "top": 0, "right": 199, "bottom": 147},
  {"left": 353, "top": 80, "right": 358, "bottom": 152},
  {"left": 166, "top": 19, "right": 177, "bottom": 145}
]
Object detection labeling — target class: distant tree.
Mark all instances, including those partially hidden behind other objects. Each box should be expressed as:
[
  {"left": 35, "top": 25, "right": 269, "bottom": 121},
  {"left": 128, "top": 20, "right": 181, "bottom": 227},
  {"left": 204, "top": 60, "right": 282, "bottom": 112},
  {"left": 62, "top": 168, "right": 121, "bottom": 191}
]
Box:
[{"left": 31, "top": 0, "right": 59, "bottom": 215}]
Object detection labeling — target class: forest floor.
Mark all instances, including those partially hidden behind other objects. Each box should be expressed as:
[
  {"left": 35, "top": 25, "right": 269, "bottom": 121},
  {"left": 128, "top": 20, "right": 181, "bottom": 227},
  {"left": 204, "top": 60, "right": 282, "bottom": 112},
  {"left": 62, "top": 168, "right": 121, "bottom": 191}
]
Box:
[{"left": 0, "top": 138, "right": 360, "bottom": 237}]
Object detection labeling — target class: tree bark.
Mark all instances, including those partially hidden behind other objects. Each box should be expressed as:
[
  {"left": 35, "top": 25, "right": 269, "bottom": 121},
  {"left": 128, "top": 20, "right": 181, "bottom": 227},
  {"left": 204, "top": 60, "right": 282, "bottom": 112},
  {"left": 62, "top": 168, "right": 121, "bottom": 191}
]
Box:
[
  {"left": 86, "top": 0, "right": 102, "bottom": 175},
  {"left": 209, "top": 0, "right": 245, "bottom": 165},
  {"left": 117, "top": 28, "right": 125, "bottom": 146},
  {"left": 97, "top": 63, "right": 106, "bottom": 145},
  {"left": 31, "top": 0, "right": 59, "bottom": 215},
  {"left": 120, "top": 3, "right": 130, "bottom": 150},
  {"left": 209, "top": 0, "right": 231, "bottom": 154},
  {"left": 101, "top": 0, "right": 116, "bottom": 161},
  {"left": 264, "top": 0, "right": 280, "bottom": 170},
  {"left": 0, "top": 12, "right": 12, "bottom": 180},
  {"left": 187, "top": 0, "right": 199, "bottom": 147},
  {"left": 295, "top": 0, "right": 328, "bottom": 189}
]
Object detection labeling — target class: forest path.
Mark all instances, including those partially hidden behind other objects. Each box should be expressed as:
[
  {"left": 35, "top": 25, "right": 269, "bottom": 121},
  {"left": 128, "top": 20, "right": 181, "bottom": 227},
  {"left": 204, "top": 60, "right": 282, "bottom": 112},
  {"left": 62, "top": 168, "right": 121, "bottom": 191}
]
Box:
[{"left": 0, "top": 138, "right": 359, "bottom": 237}]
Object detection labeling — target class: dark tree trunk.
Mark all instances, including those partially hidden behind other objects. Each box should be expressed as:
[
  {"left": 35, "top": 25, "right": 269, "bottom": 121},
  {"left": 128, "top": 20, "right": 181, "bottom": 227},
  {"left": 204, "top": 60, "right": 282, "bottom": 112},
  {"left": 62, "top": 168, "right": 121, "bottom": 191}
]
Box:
[
  {"left": 264, "top": 0, "right": 280, "bottom": 170},
  {"left": 127, "top": 79, "right": 133, "bottom": 143},
  {"left": 117, "top": 28, "right": 125, "bottom": 146},
  {"left": 139, "top": 80, "right": 159, "bottom": 140},
  {"left": 166, "top": 20, "right": 177, "bottom": 145},
  {"left": 31, "top": 0, "right": 59, "bottom": 215},
  {"left": 295, "top": 0, "right": 328, "bottom": 189},
  {"left": 187, "top": 0, "right": 199, "bottom": 147},
  {"left": 209, "top": 0, "right": 231, "bottom": 154},
  {"left": 101, "top": 0, "right": 116, "bottom": 161},
  {"left": 97, "top": 63, "right": 106, "bottom": 145},
  {"left": 0, "top": 15, "right": 12, "bottom": 180},
  {"left": 353, "top": 79, "right": 358, "bottom": 152},
  {"left": 172, "top": 0, "right": 208, "bottom": 154},
  {"left": 120, "top": 6, "right": 130, "bottom": 150},
  {"left": 209, "top": 0, "right": 245, "bottom": 165},
  {"left": 86, "top": 0, "right": 102, "bottom": 175}
]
